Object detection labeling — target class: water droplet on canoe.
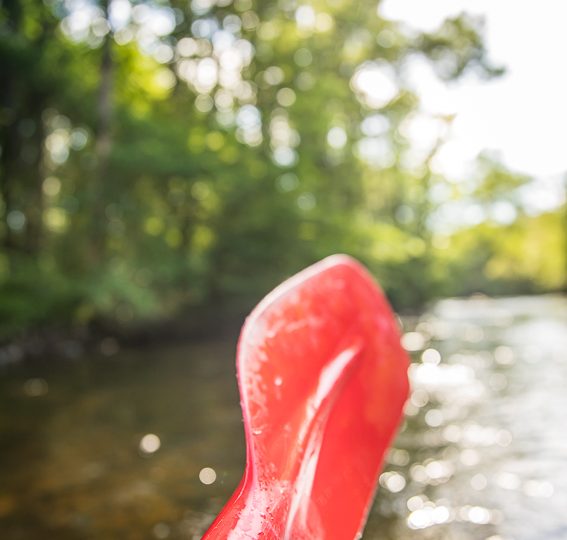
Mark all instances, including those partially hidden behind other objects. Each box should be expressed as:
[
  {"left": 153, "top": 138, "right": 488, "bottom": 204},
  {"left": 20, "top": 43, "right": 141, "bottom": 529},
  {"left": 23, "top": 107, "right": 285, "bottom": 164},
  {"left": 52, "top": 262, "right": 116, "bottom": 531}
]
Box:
[{"left": 274, "top": 376, "right": 283, "bottom": 386}]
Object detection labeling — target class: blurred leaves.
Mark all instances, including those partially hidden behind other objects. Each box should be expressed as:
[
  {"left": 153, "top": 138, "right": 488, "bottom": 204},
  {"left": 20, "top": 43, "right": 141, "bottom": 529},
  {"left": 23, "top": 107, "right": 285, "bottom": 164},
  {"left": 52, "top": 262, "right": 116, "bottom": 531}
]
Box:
[{"left": 0, "top": 0, "right": 564, "bottom": 338}]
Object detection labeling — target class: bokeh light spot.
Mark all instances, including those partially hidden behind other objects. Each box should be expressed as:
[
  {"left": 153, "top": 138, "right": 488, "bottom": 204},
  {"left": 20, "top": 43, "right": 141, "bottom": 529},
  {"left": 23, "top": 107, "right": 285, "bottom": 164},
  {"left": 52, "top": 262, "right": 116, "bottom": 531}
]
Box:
[{"left": 199, "top": 467, "right": 217, "bottom": 485}]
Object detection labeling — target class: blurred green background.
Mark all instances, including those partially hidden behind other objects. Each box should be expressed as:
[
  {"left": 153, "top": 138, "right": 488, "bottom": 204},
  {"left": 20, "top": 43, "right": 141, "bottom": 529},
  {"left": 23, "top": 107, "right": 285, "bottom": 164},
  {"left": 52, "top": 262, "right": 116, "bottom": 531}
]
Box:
[
  {"left": 2, "top": 2, "right": 567, "bottom": 539},
  {"left": 1, "top": 0, "right": 564, "bottom": 342}
]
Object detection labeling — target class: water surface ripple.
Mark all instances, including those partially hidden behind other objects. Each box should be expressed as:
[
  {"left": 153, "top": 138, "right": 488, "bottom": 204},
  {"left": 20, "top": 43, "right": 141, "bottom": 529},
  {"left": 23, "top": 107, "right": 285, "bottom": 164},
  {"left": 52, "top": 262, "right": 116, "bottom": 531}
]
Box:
[{"left": 0, "top": 295, "right": 565, "bottom": 539}]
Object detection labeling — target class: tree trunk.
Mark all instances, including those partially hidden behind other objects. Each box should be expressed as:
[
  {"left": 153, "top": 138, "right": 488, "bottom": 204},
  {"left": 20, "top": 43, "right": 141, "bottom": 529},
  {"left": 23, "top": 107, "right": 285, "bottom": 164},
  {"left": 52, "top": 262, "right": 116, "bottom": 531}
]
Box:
[
  {"left": 89, "top": 15, "right": 114, "bottom": 264},
  {"left": 23, "top": 98, "right": 46, "bottom": 255},
  {"left": 0, "top": 115, "right": 20, "bottom": 252},
  {"left": 0, "top": 0, "right": 24, "bottom": 253}
]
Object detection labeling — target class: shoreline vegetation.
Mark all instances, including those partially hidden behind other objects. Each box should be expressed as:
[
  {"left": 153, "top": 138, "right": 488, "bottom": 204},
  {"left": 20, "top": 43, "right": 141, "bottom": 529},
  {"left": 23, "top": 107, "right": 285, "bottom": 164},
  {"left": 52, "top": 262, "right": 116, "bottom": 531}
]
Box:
[
  {"left": 2, "top": 291, "right": 565, "bottom": 366},
  {"left": 1, "top": 0, "right": 565, "bottom": 352}
]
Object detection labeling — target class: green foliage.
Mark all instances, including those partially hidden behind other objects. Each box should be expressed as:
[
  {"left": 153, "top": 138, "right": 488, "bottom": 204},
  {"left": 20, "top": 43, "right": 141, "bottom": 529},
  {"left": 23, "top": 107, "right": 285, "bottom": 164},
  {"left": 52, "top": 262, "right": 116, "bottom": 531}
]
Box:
[
  {"left": 0, "top": 258, "right": 82, "bottom": 338},
  {"left": 0, "top": 0, "right": 564, "bottom": 338},
  {"left": 431, "top": 207, "right": 566, "bottom": 297}
]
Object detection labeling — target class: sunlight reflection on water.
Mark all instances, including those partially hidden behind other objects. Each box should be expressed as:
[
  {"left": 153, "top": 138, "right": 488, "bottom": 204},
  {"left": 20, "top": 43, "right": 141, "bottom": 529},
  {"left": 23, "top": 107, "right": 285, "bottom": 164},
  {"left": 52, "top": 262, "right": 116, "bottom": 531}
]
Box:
[
  {"left": 364, "top": 295, "right": 567, "bottom": 540},
  {"left": 0, "top": 295, "right": 565, "bottom": 539}
]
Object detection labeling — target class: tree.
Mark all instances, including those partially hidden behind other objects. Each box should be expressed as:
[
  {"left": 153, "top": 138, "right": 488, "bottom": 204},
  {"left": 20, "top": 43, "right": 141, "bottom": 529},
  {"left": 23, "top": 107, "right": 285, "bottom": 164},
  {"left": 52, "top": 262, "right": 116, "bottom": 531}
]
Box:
[{"left": 2, "top": 0, "right": 558, "bottom": 339}]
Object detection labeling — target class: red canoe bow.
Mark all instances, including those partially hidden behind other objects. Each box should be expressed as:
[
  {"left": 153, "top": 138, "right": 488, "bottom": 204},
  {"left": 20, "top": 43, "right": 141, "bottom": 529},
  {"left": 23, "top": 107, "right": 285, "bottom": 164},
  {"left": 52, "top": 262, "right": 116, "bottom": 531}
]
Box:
[{"left": 203, "top": 255, "right": 410, "bottom": 539}]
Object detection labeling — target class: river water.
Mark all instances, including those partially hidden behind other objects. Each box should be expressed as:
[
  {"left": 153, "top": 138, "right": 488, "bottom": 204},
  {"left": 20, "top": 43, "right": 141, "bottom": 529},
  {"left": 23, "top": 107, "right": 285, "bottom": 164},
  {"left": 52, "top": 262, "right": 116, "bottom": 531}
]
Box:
[{"left": 0, "top": 295, "right": 565, "bottom": 539}]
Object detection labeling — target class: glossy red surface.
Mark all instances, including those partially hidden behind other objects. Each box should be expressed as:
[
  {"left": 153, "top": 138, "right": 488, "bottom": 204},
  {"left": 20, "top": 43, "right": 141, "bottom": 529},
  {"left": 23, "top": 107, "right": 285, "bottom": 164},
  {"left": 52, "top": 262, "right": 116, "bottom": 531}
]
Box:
[{"left": 203, "top": 255, "right": 409, "bottom": 539}]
